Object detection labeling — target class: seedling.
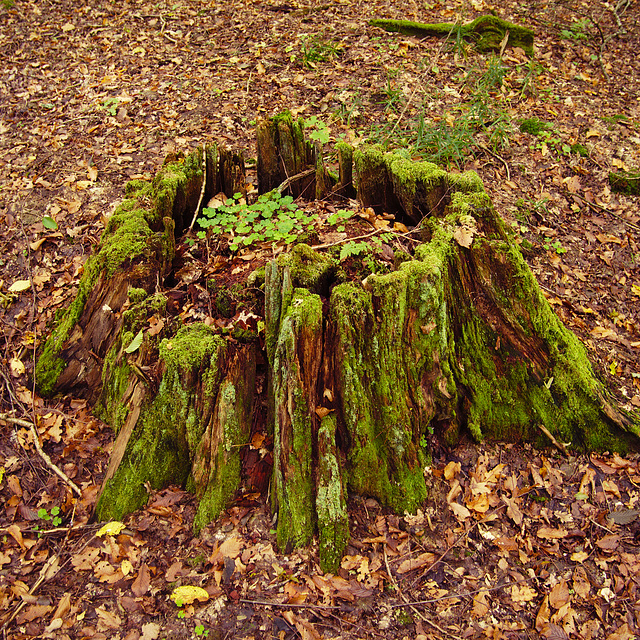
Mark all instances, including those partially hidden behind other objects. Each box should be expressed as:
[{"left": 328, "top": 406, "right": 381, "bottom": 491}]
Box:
[
  {"left": 198, "top": 191, "right": 319, "bottom": 251},
  {"left": 100, "top": 97, "right": 120, "bottom": 116},
  {"left": 544, "top": 237, "right": 567, "bottom": 255},
  {"left": 38, "top": 506, "right": 62, "bottom": 526},
  {"left": 560, "top": 18, "right": 592, "bottom": 42},
  {"left": 305, "top": 116, "right": 330, "bottom": 144},
  {"left": 194, "top": 625, "right": 209, "bottom": 637},
  {"left": 300, "top": 35, "right": 342, "bottom": 67},
  {"left": 327, "top": 208, "right": 354, "bottom": 232}
]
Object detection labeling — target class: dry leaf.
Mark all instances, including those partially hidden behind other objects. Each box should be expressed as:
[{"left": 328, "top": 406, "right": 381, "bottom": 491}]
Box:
[
  {"left": 170, "top": 585, "right": 210, "bottom": 605},
  {"left": 396, "top": 552, "right": 436, "bottom": 574},
  {"left": 537, "top": 526, "right": 568, "bottom": 539},
  {"left": 9, "top": 279, "right": 31, "bottom": 293},
  {"left": 549, "top": 580, "right": 570, "bottom": 609},
  {"left": 132, "top": 563, "right": 150, "bottom": 596},
  {"left": 511, "top": 583, "right": 537, "bottom": 604},
  {"left": 536, "top": 595, "right": 551, "bottom": 632},
  {"left": 453, "top": 225, "right": 475, "bottom": 248},
  {"left": 95, "top": 605, "right": 122, "bottom": 629},
  {"left": 472, "top": 590, "right": 490, "bottom": 618},
  {"left": 219, "top": 535, "right": 242, "bottom": 559}
]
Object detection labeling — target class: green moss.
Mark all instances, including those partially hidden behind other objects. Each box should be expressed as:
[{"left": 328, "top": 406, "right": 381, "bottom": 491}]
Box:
[
  {"left": 279, "top": 243, "right": 335, "bottom": 293},
  {"left": 520, "top": 118, "right": 551, "bottom": 135},
  {"left": 330, "top": 278, "right": 430, "bottom": 514},
  {"left": 272, "top": 289, "right": 323, "bottom": 552},
  {"left": 96, "top": 324, "right": 230, "bottom": 523},
  {"left": 609, "top": 171, "right": 640, "bottom": 196},
  {"left": 369, "top": 15, "right": 534, "bottom": 57},
  {"left": 316, "top": 415, "right": 349, "bottom": 574},
  {"left": 128, "top": 287, "right": 148, "bottom": 304}
]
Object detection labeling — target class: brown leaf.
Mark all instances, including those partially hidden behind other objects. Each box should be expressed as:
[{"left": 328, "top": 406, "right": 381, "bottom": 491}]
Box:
[
  {"left": 537, "top": 526, "right": 568, "bottom": 539},
  {"left": 595, "top": 534, "right": 619, "bottom": 551},
  {"left": 535, "top": 595, "right": 550, "bottom": 632},
  {"left": 542, "top": 623, "right": 569, "bottom": 640},
  {"left": 132, "top": 562, "right": 150, "bottom": 596},
  {"left": 549, "top": 580, "right": 570, "bottom": 609},
  {"left": 472, "top": 591, "right": 489, "bottom": 618},
  {"left": 15, "top": 604, "right": 52, "bottom": 624},
  {"left": 50, "top": 592, "right": 72, "bottom": 621},
  {"left": 396, "top": 552, "right": 436, "bottom": 574},
  {"left": 95, "top": 605, "right": 122, "bottom": 629},
  {"left": 501, "top": 494, "right": 523, "bottom": 525}
]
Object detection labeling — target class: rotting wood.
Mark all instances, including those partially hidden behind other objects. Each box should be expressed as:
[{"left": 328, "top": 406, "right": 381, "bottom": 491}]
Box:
[
  {"left": 369, "top": 15, "right": 535, "bottom": 57},
  {"left": 35, "top": 113, "right": 639, "bottom": 574}
]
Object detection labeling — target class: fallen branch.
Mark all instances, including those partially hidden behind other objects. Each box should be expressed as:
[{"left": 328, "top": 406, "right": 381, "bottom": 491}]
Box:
[
  {"left": 188, "top": 144, "right": 207, "bottom": 233},
  {"left": 0, "top": 413, "right": 82, "bottom": 496},
  {"left": 275, "top": 167, "right": 315, "bottom": 195},
  {"left": 538, "top": 422, "right": 570, "bottom": 456}
]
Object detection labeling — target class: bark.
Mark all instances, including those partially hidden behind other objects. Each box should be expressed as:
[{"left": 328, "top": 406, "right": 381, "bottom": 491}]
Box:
[
  {"left": 35, "top": 116, "right": 639, "bottom": 573},
  {"left": 609, "top": 170, "right": 640, "bottom": 196},
  {"left": 369, "top": 15, "right": 535, "bottom": 57}
]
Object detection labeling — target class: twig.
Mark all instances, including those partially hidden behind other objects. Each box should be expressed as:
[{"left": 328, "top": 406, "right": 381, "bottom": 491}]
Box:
[
  {"left": 188, "top": 144, "right": 207, "bottom": 233},
  {"left": 568, "top": 191, "right": 640, "bottom": 232},
  {"left": 0, "top": 413, "right": 82, "bottom": 496},
  {"left": 392, "top": 577, "right": 530, "bottom": 608},
  {"left": 537, "top": 423, "right": 570, "bottom": 456},
  {"left": 312, "top": 227, "right": 387, "bottom": 250},
  {"left": 476, "top": 143, "right": 511, "bottom": 181},
  {"left": 275, "top": 168, "right": 315, "bottom": 195},
  {"left": 239, "top": 599, "right": 343, "bottom": 611}
]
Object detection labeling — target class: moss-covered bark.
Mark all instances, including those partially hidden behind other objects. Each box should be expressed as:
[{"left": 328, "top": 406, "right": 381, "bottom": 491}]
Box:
[
  {"left": 370, "top": 15, "right": 535, "bottom": 57},
  {"left": 256, "top": 110, "right": 316, "bottom": 198},
  {"left": 609, "top": 170, "right": 640, "bottom": 196},
  {"left": 38, "top": 115, "right": 638, "bottom": 575}
]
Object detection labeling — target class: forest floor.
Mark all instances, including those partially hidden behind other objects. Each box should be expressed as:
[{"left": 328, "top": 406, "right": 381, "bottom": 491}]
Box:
[{"left": 1, "top": 0, "right": 640, "bottom": 638}]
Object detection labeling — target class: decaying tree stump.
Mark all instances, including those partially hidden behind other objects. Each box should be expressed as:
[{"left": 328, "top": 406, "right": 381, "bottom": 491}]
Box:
[
  {"left": 35, "top": 113, "right": 638, "bottom": 572},
  {"left": 369, "top": 15, "right": 535, "bottom": 57}
]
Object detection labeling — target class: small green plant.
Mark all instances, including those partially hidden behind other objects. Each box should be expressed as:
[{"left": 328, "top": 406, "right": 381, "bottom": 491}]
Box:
[
  {"left": 543, "top": 237, "right": 567, "bottom": 255},
  {"left": 37, "top": 506, "right": 62, "bottom": 529},
  {"left": 198, "top": 191, "right": 319, "bottom": 251},
  {"left": 100, "top": 97, "right": 119, "bottom": 116},
  {"left": 339, "top": 240, "right": 370, "bottom": 261},
  {"left": 305, "top": 116, "right": 330, "bottom": 144},
  {"left": 327, "top": 208, "right": 354, "bottom": 232},
  {"left": 1, "top": 0, "right": 15, "bottom": 9},
  {"left": 560, "top": 18, "right": 592, "bottom": 41},
  {"left": 300, "top": 35, "right": 341, "bottom": 67},
  {"left": 381, "top": 68, "right": 403, "bottom": 112},
  {"left": 519, "top": 59, "right": 545, "bottom": 97},
  {"left": 194, "top": 624, "right": 209, "bottom": 637}
]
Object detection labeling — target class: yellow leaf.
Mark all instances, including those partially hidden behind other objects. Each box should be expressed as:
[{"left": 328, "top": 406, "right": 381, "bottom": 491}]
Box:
[
  {"left": 170, "top": 585, "right": 210, "bottom": 606},
  {"left": 96, "top": 521, "right": 126, "bottom": 537},
  {"left": 9, "top": 279, "right": 31, "bottom": 293},
  {"left": 9, "top": 357, "right": 25, "bottom": 377}
]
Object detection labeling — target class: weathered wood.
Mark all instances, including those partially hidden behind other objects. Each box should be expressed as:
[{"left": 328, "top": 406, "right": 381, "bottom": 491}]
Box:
[
  {"left": 370, "top": 15, "right": 535, "bottom": 57},
  {"left": 36, "top": 114, "right": 639, "bottom": 574},
  {"left": 609, "top": 170, "right": 640, "bottom": 196},
  {"left": 256, "top": 111, "right": 316, "bottom": 198}
]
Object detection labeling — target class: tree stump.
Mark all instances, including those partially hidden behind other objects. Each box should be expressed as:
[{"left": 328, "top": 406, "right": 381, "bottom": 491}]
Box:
[{"left": 35, "top": 115, "right": 639, "bottom": 573}]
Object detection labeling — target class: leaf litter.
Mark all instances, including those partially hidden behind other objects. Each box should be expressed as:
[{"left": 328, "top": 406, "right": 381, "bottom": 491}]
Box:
[{"left": 1, "top": 0, "right": 640, "bottom": 637}]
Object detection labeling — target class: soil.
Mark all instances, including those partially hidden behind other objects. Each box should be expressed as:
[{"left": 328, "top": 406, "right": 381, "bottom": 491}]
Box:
[{"left": 1, "top": 0, "right": 640, "bottom": 638}]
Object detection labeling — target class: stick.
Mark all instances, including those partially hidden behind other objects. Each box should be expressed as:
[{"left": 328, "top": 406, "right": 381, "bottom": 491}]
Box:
[
  {"left": 0, "top": 414, "right": 82, "bottom": 496},
  {"left": 537, "top": 423, "right": 570, "bottom": 456},
  {"left": 188, "top": 144, "right": 207, "bottom": 233},
  {"left": 275, "top": 168, "right": 315, "bottom": 195}
]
